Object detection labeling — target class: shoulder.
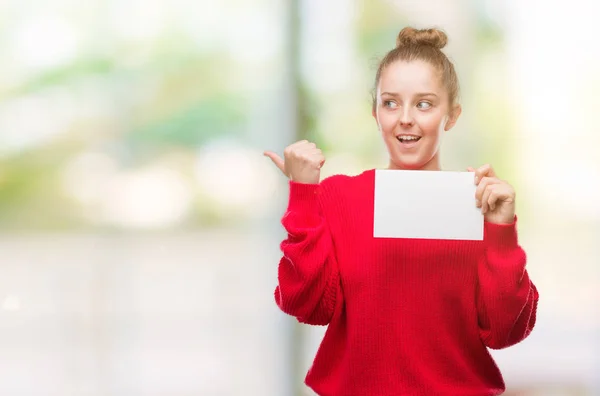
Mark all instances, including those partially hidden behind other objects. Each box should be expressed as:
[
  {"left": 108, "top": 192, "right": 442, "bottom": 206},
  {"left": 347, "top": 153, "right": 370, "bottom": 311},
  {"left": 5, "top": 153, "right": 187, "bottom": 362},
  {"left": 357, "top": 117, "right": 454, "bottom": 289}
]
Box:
[
  {"left": 320, "top": 169, "right": 374, "bottom": 192},
  {"left": 318, "top": 169, "right": 375, "bottom": 208},
  {"left": 317, "top": 170, "right": 374, "bottom": 229}
]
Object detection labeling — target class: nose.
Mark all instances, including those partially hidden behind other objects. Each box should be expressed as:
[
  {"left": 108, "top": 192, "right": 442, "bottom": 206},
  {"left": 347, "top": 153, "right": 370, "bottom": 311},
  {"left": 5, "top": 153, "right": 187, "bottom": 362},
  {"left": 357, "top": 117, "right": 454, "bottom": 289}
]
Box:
[{"left": 398, "top": 107, "right": 414, "bottom": 127}]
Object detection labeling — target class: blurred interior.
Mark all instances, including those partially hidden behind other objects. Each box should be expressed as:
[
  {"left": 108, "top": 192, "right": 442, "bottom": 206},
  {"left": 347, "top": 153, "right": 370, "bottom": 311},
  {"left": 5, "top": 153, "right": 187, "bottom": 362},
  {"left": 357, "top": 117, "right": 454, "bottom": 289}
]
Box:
[{"left": 0, "top": 0, "right": 598, "bottom": 395}]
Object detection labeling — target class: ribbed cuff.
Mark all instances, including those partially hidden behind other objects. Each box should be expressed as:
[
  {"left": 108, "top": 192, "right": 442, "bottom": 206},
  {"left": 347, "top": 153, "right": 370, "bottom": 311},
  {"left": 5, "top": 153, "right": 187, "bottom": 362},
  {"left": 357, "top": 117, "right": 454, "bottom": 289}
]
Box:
[
  {"left": 484, "top": 215, "right": 519, "bottom": 251},
  {"left": 287, "top": 181, "right": 321, "bottom": 214}
]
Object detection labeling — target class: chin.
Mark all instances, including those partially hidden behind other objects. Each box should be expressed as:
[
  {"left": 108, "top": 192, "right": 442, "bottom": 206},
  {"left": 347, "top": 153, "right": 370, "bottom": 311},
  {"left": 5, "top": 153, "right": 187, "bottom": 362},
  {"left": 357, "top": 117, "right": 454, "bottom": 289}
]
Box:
[
  {"left": 390, "top": 154, "right": 437, "bottom": 171},
  {"left": 391, "top": 161, "right": 425, "bottom": 170}
]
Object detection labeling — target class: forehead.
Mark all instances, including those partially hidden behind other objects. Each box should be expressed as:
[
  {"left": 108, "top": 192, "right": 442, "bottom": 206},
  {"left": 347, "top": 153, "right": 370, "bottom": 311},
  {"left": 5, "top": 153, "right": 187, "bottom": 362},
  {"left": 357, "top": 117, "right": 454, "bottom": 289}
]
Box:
[{"left": 378, "top": 60, "right": 443, "bottom": 93}]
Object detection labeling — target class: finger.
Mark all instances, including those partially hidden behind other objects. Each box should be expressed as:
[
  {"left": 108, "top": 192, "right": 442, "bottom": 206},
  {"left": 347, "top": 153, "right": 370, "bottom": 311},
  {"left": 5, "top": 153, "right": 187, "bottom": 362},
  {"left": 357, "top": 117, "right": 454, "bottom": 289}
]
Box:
[
  {"left": 299, "top": 148, "right": 324, "bottom": 166},
  {"left": 263, "top": 151, "right": 286, "bottom": 174},
  {"left": 487, "top": 189, "right": 499, "bottom": 212},
  {"left": 296, "top": 144, "right": 318, "bottom": 155},
  {"left": 490, "top": 184, "right": 514, "bottom": 211},
  {"left": 475, "top": 164, "right": 496, "bottom": 183},
  {"left": 316, "top": 154, "right": 326, "bottom": 169},
  {"left": 481, "top": 184, "right": 495, "bottom": 214},
  {"left": 475, "top": 176, "right": 498, "bottom": 203},
  {"left": 307, "top": 148, "right": 323, "bottom": 157},
  {"left": 288, "top": 142, "right": 317, "bottom": 160},
  {"left": 285, "top": 140, "right": 309, "bottom": 156},
  {"left": 296, "top": 142, "right": 318, "bottom": 155}
]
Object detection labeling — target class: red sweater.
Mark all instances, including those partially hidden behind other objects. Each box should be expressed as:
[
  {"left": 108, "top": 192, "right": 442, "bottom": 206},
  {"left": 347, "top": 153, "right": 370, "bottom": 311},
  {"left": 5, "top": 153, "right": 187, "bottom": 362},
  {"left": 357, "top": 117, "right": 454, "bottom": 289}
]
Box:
[{"left": 274, "top": 169, "right": 539, "bottom": 396}]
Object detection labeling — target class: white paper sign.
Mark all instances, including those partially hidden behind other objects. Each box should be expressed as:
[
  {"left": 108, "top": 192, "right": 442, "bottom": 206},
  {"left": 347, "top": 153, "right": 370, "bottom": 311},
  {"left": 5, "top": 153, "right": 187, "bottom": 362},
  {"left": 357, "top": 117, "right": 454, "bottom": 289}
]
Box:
[{"left": 373, "top": 169, "right": 483, "bottom": 240}]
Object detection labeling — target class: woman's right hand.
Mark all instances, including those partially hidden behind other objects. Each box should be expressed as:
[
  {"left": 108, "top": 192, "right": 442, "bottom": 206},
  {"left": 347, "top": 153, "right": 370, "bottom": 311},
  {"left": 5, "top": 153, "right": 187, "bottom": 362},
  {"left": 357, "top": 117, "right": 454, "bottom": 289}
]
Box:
[{"left": 264, "top": 140, "right": 325, "bottom": 185}]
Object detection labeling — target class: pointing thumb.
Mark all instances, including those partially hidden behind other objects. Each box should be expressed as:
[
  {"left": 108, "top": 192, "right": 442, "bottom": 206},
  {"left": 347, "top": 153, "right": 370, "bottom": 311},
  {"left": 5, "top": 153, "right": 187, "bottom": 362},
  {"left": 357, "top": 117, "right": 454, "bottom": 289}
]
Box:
[{"left": 263, "top": 151, "right": 286, "bottom": 175}]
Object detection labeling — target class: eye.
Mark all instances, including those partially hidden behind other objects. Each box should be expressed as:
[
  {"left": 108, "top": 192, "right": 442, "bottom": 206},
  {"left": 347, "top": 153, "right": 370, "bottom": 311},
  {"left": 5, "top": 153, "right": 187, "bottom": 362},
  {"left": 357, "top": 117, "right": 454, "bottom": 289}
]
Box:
[
  {"left": 383, "top": 100, "right": 398, "bottom": 109},
  {"left": 416, "top": 101, "right": 432, "bottom": 110}
]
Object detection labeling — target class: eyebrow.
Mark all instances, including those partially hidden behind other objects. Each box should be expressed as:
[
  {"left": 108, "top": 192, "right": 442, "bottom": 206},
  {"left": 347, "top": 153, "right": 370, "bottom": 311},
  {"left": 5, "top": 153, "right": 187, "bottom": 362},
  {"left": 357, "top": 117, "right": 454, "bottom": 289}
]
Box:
[{"left": 381, "top": 92, "right": 439, "bottom": 98}]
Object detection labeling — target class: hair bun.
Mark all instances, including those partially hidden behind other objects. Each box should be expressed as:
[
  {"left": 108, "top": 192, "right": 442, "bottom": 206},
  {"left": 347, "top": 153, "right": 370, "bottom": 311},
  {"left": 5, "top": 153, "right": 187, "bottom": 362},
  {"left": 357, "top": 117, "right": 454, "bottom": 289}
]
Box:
[{"left": 396, "top": 27, "right": 448, "bottom": 49}]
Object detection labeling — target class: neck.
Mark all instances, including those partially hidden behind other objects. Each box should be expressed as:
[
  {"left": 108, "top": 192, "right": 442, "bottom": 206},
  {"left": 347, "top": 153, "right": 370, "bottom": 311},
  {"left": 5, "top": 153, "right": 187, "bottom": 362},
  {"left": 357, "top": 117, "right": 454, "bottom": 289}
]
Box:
[{"left": 388, "top": 154, "right": 441, "bottom": 171}]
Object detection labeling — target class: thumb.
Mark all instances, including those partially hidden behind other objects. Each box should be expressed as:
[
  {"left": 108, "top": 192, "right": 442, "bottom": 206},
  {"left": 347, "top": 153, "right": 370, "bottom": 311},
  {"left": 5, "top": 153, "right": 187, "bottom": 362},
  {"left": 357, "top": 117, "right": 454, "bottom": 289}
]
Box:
[{"left": 263, "top": 151, "right": 286, "bottom": 175}]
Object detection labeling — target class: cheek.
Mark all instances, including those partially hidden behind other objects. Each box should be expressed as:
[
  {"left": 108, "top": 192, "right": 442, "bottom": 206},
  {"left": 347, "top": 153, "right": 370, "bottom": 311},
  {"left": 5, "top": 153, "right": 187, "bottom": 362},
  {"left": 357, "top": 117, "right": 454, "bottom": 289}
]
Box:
[
  {"left": 417, "top": 113, "right": 445, "bottom": 135},
  {"left": 377, "top": 113, "right": 396, "bottom": 132}
]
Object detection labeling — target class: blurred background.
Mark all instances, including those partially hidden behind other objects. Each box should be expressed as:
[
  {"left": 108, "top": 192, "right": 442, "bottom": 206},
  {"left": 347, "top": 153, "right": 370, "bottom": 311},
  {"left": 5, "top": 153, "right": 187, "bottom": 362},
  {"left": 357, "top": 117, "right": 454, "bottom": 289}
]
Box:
[{"left": 0, "top": 0, "right": 598, "bottom": 395}]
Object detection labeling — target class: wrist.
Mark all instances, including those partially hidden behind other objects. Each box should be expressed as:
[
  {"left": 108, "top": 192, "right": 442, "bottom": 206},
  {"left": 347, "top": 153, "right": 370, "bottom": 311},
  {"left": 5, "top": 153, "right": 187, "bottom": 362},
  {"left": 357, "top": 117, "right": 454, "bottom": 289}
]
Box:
[
  {"left": 484, "top": 216, "right": 519, "bottom": 250},
  {"left": 287, "top": 181, "right": 321, "bottom": 213},
  {"left": 484, "top": 209, "right": 516, "bottom": 225},
  {"left": 290, "top": 169, "right": 321, "bottom": 185},
  {"left": 290, "top": 175, "right": 320, "bottom": 184},
  {"left": 485, "top": 217, "right": 515, "bottom": 225}
]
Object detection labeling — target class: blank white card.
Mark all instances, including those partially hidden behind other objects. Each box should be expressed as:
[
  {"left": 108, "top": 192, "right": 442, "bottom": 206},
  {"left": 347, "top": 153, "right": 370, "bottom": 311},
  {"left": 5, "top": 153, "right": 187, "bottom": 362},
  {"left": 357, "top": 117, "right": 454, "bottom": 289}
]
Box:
[{"left": 373, "top": 170, "right": 483, "bottom": 240}]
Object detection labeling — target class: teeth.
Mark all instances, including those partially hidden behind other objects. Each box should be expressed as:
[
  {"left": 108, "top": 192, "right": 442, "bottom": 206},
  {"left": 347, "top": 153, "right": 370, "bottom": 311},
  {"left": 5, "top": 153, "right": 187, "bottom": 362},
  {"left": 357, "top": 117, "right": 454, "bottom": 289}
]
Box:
[{"left": 398, "top": 135, "right": 420, "bottom": 141}]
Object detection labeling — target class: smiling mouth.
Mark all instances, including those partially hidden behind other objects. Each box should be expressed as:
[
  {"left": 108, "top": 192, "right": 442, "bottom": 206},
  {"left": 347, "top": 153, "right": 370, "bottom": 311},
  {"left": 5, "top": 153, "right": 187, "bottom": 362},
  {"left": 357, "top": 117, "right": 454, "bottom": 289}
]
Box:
[{"left": 397, "top": 135, "right": 421, "bottom": 143}]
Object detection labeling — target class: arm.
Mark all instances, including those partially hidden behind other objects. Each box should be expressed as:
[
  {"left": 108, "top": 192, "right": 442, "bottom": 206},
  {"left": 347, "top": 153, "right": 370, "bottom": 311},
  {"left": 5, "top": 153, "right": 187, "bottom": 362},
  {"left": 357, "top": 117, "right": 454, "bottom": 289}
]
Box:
[
  {"left": 476, "top": 217, "right": 539, "bottom": 349},
  {"left": 274, "top": 181, "right": 342, "bottom": 326}
]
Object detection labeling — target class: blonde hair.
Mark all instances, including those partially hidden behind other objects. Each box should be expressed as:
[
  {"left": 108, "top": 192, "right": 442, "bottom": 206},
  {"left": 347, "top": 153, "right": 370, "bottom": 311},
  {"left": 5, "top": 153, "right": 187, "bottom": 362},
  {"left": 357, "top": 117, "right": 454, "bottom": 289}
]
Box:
[{"left": 373, "top": 27, "right": 460, "bottom": 110}]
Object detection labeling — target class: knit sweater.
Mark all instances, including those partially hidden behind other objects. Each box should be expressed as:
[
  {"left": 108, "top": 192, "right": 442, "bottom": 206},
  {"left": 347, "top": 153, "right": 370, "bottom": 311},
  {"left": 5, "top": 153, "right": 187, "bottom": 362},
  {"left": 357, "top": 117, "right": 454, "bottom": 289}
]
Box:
[{"left": 274, "top": 169, "right": 539, "bottom": 396}]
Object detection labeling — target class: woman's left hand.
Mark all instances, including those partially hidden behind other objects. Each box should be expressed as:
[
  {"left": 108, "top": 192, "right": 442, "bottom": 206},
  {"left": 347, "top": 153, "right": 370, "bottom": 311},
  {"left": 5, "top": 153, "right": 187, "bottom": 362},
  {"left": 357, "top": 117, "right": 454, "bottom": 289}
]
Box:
[{"left": 467, "top": 164, "right": 516, "bottom": 224}]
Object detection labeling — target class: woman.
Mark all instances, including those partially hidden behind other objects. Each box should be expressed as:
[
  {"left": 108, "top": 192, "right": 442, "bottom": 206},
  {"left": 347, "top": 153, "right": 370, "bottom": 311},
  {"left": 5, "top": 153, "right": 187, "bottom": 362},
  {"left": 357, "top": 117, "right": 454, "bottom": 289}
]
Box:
[{"left": 264, "top": 27, "right": 539, "bottom": 396}]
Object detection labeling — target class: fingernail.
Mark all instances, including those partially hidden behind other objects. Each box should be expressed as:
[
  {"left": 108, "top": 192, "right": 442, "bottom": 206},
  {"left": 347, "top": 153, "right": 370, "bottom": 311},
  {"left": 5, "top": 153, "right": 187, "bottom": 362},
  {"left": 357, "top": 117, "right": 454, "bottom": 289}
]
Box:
[
  {"left": 474, "top": 177, "right": 479, "bottom": 184},
  {"left": 476, "top": 200, "right": 481, "bottom": 207}
]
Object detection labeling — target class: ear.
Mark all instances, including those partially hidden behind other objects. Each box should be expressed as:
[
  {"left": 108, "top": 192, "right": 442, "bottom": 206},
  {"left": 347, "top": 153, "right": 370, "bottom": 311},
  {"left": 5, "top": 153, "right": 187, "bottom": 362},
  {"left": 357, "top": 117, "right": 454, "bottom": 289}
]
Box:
[
  {"left": 444, "top": 104, "right": 462, "bottom": 131},
  {"left": 372, "top": 104, "right": 380, "bottom": 131}
]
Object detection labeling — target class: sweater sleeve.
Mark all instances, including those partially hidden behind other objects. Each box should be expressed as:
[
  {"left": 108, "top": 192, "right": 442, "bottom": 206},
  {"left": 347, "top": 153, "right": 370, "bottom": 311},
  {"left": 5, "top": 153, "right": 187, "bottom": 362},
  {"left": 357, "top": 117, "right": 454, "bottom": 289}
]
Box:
[
  {"left": 274, "top": 180, "right": 342, "bottom": 326},
  {"left": 476, "top": 216, "right": 539, "bottom": 350}
]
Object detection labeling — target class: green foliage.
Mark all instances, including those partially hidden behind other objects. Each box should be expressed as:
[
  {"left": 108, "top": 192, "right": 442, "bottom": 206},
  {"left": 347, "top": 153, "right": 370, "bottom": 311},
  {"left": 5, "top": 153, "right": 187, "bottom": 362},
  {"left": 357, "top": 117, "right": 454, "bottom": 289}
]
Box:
[
  {"left": 126, "top": 95, "right": 246, "bottom": 148},
  {"left": 3, "top": 58, "right": 116, "bottom": 99},
  {"left": 0, "top": 146, "right": 82, "bottom": 229},
  {"left": 356, "top": 0, "right": 408, "bottom": 54}
]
